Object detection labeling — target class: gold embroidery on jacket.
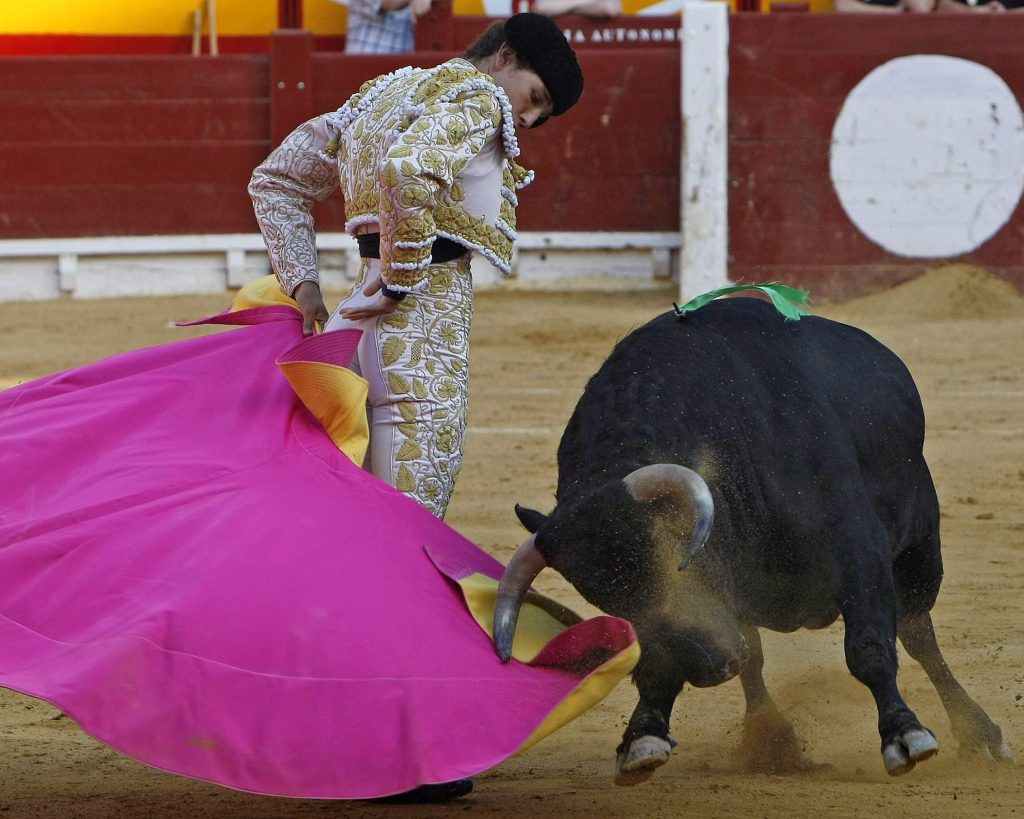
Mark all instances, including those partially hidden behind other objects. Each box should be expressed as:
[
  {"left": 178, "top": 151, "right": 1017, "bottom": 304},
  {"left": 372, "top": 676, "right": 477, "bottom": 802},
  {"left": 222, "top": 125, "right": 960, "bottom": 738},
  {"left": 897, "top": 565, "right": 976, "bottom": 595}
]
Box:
[{"left": 333, "top": 61, "right": 529, "bottom": 289}]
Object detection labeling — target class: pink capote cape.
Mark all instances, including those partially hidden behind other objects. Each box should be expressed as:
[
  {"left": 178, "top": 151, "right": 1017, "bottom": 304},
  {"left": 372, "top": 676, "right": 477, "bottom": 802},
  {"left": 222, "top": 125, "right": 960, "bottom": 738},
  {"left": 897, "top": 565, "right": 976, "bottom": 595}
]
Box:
[{"left": 0, "top": 279, "right": 639, "bottom": 799}]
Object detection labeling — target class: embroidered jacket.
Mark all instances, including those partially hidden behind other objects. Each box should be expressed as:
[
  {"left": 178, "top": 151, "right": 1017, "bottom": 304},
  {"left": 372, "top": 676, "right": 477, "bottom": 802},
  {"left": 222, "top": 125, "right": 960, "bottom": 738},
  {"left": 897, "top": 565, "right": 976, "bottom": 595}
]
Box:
[{"left": 249, "top": 58, "right": 534, "bottom": 296}]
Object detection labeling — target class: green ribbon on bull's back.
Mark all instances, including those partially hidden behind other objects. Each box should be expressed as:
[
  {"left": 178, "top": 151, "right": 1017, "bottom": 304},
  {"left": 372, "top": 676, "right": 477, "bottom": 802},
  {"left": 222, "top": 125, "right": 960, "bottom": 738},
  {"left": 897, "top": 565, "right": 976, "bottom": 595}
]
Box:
[{"left": 674, "top": 283, "right": 812, "bottom": 321}]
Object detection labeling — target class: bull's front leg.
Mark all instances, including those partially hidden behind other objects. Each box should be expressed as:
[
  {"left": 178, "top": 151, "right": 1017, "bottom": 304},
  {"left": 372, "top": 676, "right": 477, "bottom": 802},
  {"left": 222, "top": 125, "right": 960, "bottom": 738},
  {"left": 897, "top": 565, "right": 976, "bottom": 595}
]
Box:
[
  {"left": 615, "top": 638, "right": 685, "bottom": 786},
  {"left": 737, "top": 623, "right": 822, "bottom": 773},
  {"left": 617, "top": 619, "right": 748, "bottom": 785}
]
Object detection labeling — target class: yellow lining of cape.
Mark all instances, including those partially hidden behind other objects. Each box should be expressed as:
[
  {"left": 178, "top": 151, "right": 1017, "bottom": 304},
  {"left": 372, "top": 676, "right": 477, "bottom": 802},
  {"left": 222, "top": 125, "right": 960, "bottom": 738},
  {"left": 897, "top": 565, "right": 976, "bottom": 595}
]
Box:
[
  {"left": 233, "top": 276, "right": 639, "bottom": 747},
  {"left": 455, "top": 572, "right": 640, "bottom": 753},
  {"left": 230, "top": 275, "right": 370, "bottom": 465},
  {"left": 229, "top": 275, "right": 306, "bottom": 312},
  {"left": 278, "top": 363, "right": 369, "bottom": 465}
]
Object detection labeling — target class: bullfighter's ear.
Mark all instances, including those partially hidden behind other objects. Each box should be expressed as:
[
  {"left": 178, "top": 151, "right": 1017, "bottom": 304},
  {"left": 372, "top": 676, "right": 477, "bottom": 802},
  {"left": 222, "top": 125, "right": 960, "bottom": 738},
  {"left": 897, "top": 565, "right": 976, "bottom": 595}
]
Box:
[{"left": 514, "top": 503, "right": 549, "bottom": 533}]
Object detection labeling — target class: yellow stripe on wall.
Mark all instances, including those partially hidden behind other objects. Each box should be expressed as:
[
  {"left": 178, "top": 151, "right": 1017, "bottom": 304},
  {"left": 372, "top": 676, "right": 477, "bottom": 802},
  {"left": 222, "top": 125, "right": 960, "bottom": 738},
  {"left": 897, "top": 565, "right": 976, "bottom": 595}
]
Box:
[
  {"left": 0, "top": 0, "right": 347, "bottom": 36},
  {"left": 304, "top": 0, "right": 348, "bottom": 34},
  {"left": 452, "top": 0, "right": 488, "bottom": 12},
  {"left": 0, "top": 0, "right": 832, "bottom": 37}
]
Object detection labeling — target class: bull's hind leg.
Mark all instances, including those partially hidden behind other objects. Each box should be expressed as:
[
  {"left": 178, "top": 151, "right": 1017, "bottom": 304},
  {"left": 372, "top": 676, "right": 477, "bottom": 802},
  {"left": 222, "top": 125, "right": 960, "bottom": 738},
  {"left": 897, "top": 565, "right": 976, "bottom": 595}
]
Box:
[
  {"left": 894, "top": 529, "right": 1013, "bottom": 764},
  {"left": 898, "top": 611, "right": 1013, "bottom": 763},
  {"left": 834, "top": 522, "right": 939, "bottom": 775},
  {"left": 737, "top": 624, "right": 820, "bottom": 773}
]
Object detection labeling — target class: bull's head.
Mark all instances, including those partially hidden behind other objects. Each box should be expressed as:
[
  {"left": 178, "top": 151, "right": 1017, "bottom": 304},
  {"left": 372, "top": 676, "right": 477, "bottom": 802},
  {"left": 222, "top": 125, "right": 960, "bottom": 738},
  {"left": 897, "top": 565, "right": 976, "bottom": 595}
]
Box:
[{"left": 492, "top": 464, "right": 714, "bottom": 662}]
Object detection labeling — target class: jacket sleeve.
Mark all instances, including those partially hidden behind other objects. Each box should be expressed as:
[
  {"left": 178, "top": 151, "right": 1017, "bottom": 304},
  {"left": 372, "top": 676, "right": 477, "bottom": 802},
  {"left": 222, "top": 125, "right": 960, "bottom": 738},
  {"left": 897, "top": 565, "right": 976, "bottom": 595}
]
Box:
[
  {"left": 249, "top": 116, "right": 340, "bottom": 296},
  {"left": 377, "top": 88, "right": 503, "bottom": 291}
]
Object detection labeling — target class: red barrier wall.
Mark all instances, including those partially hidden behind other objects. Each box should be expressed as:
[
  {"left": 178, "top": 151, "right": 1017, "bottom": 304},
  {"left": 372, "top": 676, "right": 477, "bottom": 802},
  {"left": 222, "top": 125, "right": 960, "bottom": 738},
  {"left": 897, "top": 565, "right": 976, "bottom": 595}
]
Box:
[
  {"left": 0, "top": 32, "right": 679, "bottom": 239},
  {"left": 3, "top": 16, "right": 1023, "bottom": 300},
  {"left": 728, "top": 14, "right": 1024, "bottom": 297},
  {"left": 0, "top": 57, "right": 270, "bottom": 236}
]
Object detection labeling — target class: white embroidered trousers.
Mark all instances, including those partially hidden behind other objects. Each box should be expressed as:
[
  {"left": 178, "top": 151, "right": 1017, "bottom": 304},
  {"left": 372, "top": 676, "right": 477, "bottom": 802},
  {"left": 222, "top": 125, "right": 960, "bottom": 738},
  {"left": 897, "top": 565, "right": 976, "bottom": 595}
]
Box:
[{"left": 324, "top": 256, "right": 473, "bottom": 519}]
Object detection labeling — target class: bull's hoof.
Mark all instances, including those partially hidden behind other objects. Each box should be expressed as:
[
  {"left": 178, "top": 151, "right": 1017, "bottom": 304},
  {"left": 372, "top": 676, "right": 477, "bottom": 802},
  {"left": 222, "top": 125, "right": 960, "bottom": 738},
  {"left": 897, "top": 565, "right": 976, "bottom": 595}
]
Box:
[
  {"left": 614, "top": 735, "right": 673, "bottom": 786},
  {"left": 883, "top": 727, "right": 938, "bottom": 776},
  {"left": 957, "top": 738, "right": 1015, "bottom": 765},
  {"left": 952, "top": 714, "right": 1015, "bottom": 765}
]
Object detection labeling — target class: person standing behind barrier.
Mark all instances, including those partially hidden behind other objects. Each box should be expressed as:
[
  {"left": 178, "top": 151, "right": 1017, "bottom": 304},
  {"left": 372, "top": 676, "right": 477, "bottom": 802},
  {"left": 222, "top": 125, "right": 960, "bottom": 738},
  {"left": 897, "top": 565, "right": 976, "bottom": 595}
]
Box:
[
  {"left": 337, "top": 0, "right": 431, "bottom": 55},
  {"left": 837, "top": 0, "right": 1021, "bottom": 10},
  {"left": 532, "top": 0, "right": 622, "bottom": 18},
  {"left": 834, "top": 0, "right": 934, "bottom": 13},
  {"left": 249, "top": 14, "right": 584, "bottom": 520},
  {"left": 934, "top": 0, "right": 1019, "bottom": 11}
]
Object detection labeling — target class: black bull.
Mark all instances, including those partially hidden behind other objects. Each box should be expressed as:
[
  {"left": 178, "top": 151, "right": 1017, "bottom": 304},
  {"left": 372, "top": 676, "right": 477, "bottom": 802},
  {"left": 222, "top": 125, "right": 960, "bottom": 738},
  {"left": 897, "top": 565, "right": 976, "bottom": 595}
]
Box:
[{"left": 492, "top": 297, "right": 1012, "bottom": 782}]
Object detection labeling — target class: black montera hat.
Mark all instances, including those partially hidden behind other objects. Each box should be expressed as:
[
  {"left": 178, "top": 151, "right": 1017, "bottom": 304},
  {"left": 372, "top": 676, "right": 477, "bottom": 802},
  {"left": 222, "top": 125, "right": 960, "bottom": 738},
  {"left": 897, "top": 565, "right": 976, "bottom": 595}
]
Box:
[{"left": 504, "top": 13, "right": 584, "bottom": 117}]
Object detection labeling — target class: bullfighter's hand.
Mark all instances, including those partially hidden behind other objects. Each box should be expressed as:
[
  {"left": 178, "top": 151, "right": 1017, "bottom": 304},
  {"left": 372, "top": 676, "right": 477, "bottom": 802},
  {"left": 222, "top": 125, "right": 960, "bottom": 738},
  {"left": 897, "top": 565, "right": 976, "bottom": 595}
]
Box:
[
  {"left": 338, "top": 277, "right": 402, "bottom": 321},
  {"left": 294, "top": 280, "right": 329, "bottom": 337}
]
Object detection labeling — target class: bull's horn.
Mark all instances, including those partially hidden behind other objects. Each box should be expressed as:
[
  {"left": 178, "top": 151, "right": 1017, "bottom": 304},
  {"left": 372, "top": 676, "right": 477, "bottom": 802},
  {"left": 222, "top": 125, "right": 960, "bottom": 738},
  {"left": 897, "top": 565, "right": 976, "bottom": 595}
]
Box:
[
  {"left": 623, "top": 464, "right": 715, "bottom": 571},
  {"left": 493, "top": 534, "right": 548, "bottom": 663}
]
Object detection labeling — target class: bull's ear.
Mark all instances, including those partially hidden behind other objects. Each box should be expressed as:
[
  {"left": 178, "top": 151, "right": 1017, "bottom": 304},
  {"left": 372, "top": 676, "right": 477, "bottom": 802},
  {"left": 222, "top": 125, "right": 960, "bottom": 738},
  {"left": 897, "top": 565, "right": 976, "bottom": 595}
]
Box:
[{"left": 514, "top": 503, "right": 549, "bottom": 533}]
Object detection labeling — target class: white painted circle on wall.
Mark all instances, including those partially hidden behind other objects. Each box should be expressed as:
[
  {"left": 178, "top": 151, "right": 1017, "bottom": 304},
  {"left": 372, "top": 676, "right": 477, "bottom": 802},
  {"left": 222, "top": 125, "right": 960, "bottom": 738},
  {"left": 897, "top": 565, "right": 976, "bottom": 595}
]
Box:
[{"left": 830, "top": 55, "right": 1024, "bottom": 259}]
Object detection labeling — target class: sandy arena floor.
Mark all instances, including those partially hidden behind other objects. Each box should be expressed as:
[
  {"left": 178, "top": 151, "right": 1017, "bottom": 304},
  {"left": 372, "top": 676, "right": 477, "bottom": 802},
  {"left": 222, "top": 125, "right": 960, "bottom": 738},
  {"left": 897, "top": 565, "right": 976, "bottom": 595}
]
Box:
[{"left": 1, "top": 265, "right": 1022, "bottom": 818}]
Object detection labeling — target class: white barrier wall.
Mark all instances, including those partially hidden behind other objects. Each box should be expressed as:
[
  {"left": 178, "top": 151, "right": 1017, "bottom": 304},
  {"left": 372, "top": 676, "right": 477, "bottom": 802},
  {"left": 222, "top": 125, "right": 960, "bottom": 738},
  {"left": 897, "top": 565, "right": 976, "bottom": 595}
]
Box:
[{"left": 0, "top": 233, "right": 681, "bottom": 302}]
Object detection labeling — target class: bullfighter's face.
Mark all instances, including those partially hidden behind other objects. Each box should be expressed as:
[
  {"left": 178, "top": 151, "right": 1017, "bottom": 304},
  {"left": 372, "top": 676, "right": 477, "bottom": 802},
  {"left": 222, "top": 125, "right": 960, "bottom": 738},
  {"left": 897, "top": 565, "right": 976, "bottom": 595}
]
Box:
[{"left": 488, "top": 44, "right": 554, "bottom": 130}]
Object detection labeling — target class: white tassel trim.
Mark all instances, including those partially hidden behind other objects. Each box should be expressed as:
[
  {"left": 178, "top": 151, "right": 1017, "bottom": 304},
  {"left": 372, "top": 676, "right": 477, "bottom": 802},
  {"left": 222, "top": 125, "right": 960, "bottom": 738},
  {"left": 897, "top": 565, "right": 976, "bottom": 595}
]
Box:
[
  {"left": 379, "top": 280, "right": 418, "bottom": 295},
  {"left": 515, "top": 170, "right": 535, "bottom": 190},
  {"left": 344, "top": 214, "right": 379, "bottom": 234},
  {"left": 392, "top": 259, "right": 432, "bottom": 271},
  {"left": 495, "top": 218, "right": 518, "bottom": 242},
  {"left": 401, "top": 101, "right": 426, "bottom": 121},
  {"left": 395, "top": 237, "right": 435, "bottom": 249},
  {"left": 436, "top": 228, "right": 512, "bottom": 277},
  {"left": 324, "top": 65, "right": 419, "bottom": 135}
]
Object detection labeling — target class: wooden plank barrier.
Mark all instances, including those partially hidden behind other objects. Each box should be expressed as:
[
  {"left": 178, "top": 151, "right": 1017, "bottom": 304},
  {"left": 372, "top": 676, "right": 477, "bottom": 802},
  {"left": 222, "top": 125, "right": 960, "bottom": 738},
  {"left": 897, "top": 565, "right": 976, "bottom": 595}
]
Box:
[
  {"left": 728, "top": 14, "right": 1024, "bottom": 297},
  {"left": 1, "top": 14, "right": 1023, "bottom": 300},
  {"left": 0, "top": 57, "right": 269, "bottom": 237}
]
